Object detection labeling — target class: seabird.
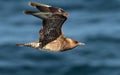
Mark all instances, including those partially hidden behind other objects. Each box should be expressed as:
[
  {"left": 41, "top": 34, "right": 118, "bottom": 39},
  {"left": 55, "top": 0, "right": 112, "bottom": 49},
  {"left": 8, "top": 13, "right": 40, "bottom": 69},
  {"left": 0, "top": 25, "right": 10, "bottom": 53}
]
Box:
[{"left": 16, "top": 2, "right": 85, "bottom": 52}]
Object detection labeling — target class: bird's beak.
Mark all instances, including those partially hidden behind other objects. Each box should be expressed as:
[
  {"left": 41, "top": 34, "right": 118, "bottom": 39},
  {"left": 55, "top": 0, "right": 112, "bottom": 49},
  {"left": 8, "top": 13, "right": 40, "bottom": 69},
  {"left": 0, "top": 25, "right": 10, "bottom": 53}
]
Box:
[{"left": 78, "top": 42, "right": 85, "bottom": 46}]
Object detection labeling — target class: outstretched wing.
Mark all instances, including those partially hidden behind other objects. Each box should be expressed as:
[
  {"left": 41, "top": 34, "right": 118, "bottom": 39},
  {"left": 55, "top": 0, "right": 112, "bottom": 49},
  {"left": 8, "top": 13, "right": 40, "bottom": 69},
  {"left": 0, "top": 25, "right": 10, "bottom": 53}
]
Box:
[
  {"left": 41, "top": 14, "right": 67, "bottom": 47},
  {"left": 24, "top": 2, "right": 68, "bottom": 47}
]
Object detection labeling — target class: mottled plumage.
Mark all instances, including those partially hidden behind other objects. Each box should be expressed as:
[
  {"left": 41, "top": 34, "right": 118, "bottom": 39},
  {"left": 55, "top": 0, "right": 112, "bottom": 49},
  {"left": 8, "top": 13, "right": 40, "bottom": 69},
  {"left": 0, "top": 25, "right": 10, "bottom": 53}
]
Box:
[{"left": 16, "top": 2, "right": 85, "bottom": 52}]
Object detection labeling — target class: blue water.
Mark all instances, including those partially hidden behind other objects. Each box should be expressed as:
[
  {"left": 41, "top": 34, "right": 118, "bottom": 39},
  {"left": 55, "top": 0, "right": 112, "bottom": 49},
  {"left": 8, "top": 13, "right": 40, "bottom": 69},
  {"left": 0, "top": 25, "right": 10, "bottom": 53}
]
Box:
[{"left": 0, "top": 0, "right": 120, "bottom": 75}]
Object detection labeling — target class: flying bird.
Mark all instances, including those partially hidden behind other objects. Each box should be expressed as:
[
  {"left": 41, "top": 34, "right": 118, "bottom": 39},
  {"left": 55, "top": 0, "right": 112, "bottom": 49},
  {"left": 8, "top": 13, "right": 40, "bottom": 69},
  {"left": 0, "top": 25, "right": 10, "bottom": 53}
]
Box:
[{"left": 16, "top": 2, "right": 85, "bottom": 52}]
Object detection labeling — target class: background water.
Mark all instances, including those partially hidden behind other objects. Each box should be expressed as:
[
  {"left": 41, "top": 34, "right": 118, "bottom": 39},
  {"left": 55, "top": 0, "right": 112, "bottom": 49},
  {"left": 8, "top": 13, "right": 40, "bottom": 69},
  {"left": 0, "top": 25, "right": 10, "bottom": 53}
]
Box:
[{"left": 0, "top": 0, "right": 120, "bottom": 75}]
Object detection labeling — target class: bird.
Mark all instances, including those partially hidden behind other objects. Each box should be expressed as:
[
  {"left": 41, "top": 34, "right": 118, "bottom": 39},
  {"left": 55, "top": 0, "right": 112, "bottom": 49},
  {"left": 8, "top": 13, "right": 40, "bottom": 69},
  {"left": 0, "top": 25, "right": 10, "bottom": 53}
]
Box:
[{"left": 16, "top": 2, "right": 85, "bottom": 52}]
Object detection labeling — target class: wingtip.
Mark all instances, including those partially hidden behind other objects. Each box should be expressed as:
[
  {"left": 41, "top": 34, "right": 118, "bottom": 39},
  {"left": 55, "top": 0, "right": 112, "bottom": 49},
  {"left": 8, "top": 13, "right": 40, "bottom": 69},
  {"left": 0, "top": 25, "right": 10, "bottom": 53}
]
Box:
[
  {"left": 23, "top": 10, "right": 37, "bottom": 15},
  {"left": 23, "top": 10, "right": 31, "bottom": 14},
  {"left": 29, "top": 2, "right": 36, "bottom": 7},
  {"left": 28, "top": 2, "right": 51, "bottom": 7}
]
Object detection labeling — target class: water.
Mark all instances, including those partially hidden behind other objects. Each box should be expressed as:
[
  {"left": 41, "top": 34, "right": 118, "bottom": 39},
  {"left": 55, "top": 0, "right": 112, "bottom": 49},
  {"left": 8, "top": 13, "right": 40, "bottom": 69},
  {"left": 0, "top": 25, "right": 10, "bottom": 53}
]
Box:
[{"left": 0, "top": 0, "right": 120, "bottom": 75}]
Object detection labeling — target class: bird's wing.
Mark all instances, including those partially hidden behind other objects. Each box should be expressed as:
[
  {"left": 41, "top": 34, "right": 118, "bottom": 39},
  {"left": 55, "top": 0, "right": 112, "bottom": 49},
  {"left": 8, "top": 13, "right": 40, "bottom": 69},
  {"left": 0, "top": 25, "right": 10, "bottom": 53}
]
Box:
[
  {"left": 24, "top": 2, "right": 68, "bottom": 47},
  {"left": 29, "top": 2, "right": 65, "bottom": 13}
]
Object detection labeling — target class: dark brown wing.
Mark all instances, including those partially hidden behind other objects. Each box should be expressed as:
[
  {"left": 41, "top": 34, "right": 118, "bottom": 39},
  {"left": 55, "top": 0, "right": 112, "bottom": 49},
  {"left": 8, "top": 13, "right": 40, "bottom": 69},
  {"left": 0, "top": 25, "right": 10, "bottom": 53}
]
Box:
[
  {"left": 24, "top": 2, "right": 68, "bottom": 47},
  {"left": 41, "top": 14, "right": 67, "bottom": 47}
]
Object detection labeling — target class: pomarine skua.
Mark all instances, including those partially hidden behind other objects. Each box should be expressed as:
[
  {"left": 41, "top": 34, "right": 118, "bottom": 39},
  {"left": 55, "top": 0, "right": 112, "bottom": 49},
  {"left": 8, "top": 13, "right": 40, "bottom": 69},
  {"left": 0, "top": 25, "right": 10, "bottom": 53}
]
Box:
[{"left": 16, "top": 2, "right": 85, "bottom": 52}]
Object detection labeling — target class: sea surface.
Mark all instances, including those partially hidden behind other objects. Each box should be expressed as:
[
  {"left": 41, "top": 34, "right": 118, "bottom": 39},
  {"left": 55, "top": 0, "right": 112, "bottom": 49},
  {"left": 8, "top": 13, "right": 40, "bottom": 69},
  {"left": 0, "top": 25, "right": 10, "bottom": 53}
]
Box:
[{"left": 0, "top": 0, "right": 120, "bottom": 75}]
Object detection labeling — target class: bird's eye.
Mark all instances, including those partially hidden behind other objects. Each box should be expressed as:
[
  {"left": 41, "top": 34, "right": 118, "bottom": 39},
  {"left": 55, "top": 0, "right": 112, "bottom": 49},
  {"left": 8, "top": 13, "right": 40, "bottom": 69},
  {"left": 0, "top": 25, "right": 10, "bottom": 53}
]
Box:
[{"left": 74, "top": 41, "right": 78, "bottom": 43}]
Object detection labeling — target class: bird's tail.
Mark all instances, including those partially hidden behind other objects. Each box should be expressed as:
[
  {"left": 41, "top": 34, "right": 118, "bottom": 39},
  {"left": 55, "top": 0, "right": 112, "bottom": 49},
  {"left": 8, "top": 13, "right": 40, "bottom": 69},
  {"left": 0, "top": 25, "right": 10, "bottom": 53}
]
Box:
[
  {"left": 16, "top": 41, "right": 40, "bottom": 48},
  {"left": 16, "top": 43, "right": 33, "bottom": 47}
]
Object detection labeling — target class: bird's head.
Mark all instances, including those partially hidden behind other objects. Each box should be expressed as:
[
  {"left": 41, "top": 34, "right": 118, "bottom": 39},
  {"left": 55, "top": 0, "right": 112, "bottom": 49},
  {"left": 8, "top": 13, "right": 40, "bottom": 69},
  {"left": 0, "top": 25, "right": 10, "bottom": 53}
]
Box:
[{"left": 66, "top": 38, "right": 85, "bottom": 49}]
